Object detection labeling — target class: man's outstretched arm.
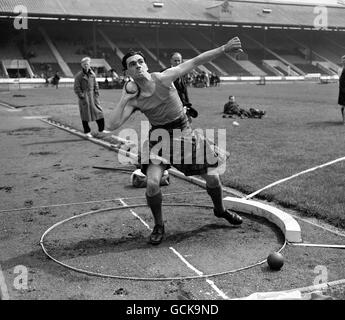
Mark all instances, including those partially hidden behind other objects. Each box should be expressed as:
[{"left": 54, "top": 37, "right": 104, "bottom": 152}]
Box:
[{"left": 160, "top": 37, "right": 242, "bottom": 85}]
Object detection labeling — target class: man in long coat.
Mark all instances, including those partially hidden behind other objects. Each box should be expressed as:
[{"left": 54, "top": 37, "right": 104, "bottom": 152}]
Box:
[
  {"left": 74, "top": 57, "right": 107, "bottom": 136},
  {"left": 338, "top": 55, "right": 345, "bottom": 124}
]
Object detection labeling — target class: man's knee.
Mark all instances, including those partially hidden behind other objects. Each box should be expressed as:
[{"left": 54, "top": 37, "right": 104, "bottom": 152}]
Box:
[
  {"left": 146, "top": 178, "right": 161, "bottom": 196},
  {"left": 202, "top": 173, "right": 221, "bottom": 188}
]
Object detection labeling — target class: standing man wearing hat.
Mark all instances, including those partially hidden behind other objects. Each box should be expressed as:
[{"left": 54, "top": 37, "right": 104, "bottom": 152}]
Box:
[
  {"left": 74, "top": 57, "right": 109, "bottom": 137},
  {"left": 338, "top": 55, "right": 345, "bottom": 124}
]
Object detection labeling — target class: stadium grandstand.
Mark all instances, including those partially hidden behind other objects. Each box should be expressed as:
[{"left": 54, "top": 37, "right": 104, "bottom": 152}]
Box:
[{"left": 0, "top": 0, "right": 344, "bottom": 81}]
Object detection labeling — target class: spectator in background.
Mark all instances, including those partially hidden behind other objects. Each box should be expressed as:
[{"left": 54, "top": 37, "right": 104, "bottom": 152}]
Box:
[
  {"left": 74, "top": 57, "right": 109, "bottom": 137},
  {"left": 52, "top": 71, "right": 60, "bottom": 89},
  {"left": 214, "top": 73, "right": 220, "bottom": 86},
  {"left": 168, "top": 52, "right": 198, "bottom": 122},
  {"left": 223, "top": 95, "right": 265, "bottom": 119},
  {"left": 210, "top": 73, "right": 220, "bottom": 87},
  {"left": 200, "top": 71, "right": 206, "bottom": 87},
  {"left": 104, "top": 77, "right": 109, "bottom": 89},
  {"left": 338, "top": 55, "right": 345, "bottom": 124},
  {"left": 169, "top": 52, "right": 190, "bottom": 106},
  {"left": 210, "top": 73, "right": 215, "bottom": 86},
  {"left": 44, "top": 73, "right": 49, "bottom": 87}
]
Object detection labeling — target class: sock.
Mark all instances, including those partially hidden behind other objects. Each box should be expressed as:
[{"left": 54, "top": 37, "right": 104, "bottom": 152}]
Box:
[
  {"left": 146, "top": 191, "right": 163, "bottom": 226},
  {"left": 96, "top": 118, "right": 105, "bottom": 132},
  {"left": 206, "top": 184, "right": 225, "bottom": 214},
  {"left": 82, "top": 121, "right": 91, "bottom": 133}
]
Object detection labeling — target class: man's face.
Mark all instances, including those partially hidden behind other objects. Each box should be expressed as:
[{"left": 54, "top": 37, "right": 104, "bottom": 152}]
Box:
[
  {"left": 81, "top": 61, "right": 91, "bottom": 71},
  {"left": 125, "top": 54, "right": 148, "bottom": 79},
  {"left": 170, "top": 54, "right": 182, "bottom": 67},
  {"left": 229, "top": 96, "right": 235, "bottom": 102}
]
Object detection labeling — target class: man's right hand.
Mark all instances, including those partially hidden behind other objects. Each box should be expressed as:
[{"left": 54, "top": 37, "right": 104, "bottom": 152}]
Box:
[
  {"left": 223, "top": 37, "right": 242, "bottom": 54},
  {"left": 121, "top": 88, "right": 139, "bottom": 101}
]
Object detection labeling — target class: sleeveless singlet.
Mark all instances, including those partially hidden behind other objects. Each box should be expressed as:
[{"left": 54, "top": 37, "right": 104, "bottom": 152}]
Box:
[{"left": 136, "top": 73, "right": 185, "bottom": 126}]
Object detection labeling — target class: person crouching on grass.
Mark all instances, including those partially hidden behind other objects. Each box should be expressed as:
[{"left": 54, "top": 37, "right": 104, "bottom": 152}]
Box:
[{"left": 106, "top": 37, "right": 244, "bottom": 245}]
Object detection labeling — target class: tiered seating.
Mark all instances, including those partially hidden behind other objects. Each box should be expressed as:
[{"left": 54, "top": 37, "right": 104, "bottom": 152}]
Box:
[
  {"left": 24, "top": 33, "right": 63, "bottom": 77},
  {"left": 1, "top": 21, "right": 344, "bottom": 79},
  {"left": 182, "top": 29, "right": 250, "bottom": 76},
  {"left": 213, "top": 56, "right": 252, "bottom": 76},
  {"left": 156, "top": 29, "right": 219, "bottom": 73},
  {"left": 68, "top": 63, "right": 82, "bottom": 76},
  {"left": 55, "top": 41, "right": 86, "bottom": 63},
  {"left": 100, "top": 47, "right": 122, "bottom": 74},
  {"left": 272, "top": 48, "right": 316, "bottom": 74},
  {"left": 289, "top": 30, "right": 342, "bottom": 65},
  {"left": 243, "top": 48, "right": 276, "bottom": 76},
  {"left": 211, "top": 30, "right": 272, "bottom": 76},
  {"left": 104, "top": 27, "right": 162, "bottom": 72},
  {"left": 31, "top": 63, "right": 62, "bottom": 77},
  {"left": 0, "top": 40, "right": 23, "bottom": 59},
  {"left": 274, "top": 65, "right": 288, "bottom": 76},
  {"left": 116, "top": 44, "right": 162, "bottom": 73},
  {"left": 294, "top": 63, "right": 324, "bottom": 74}
]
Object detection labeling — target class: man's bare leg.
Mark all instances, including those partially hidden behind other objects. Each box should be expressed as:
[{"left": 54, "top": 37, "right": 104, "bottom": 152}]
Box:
[
  {"left": 201, "top": 173, "right": 242, "bottom": 225},
  {"left": 146, "top": 164, "right": 165, "bottom": 244}
]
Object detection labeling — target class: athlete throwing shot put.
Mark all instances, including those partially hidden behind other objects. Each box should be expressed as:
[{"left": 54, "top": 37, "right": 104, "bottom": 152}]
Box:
[{"left": 108, "top": 37, "right": 243, "bottom": 245}]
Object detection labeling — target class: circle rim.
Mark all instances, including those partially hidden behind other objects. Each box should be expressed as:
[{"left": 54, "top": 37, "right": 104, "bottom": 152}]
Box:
[{"left": 40, "top": 203, "right": 286, "bottom": 281}]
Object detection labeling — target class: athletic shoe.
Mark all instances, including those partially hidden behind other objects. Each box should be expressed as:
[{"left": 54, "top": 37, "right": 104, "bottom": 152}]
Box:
[
  {"left": 93, "top": 131, "right": 106, "bottom": 139},
  {"left": 149, "top": 224, "right": 165, "bottom": 245},
  {"left": 101, "top": 130, "right": 111, "bottom": 133},
  {"left": 85, "top": 132, "right": 93, "bottom": 138},
  {"left": 214, "top": 209, "right": 243, "bottom": 225}
]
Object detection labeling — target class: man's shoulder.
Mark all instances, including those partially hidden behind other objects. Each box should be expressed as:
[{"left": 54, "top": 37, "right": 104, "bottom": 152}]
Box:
[{"left": 151, "top": 72, "right": 164, "bottom": 81}]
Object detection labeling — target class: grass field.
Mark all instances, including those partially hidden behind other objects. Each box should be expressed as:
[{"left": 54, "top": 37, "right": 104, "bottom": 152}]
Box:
[{"left": 1, "top": 80, "right": 344, "bottom": 228}]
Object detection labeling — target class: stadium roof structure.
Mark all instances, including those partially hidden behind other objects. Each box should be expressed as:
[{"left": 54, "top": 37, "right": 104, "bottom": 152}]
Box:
[{"left": 1, "top": 0, "right": 345, "bottom": 30}]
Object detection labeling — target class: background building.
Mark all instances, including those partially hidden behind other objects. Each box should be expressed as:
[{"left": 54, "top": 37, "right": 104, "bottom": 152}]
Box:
[{"left": 0, "top": 0, "right": 344, "bottom": 79}]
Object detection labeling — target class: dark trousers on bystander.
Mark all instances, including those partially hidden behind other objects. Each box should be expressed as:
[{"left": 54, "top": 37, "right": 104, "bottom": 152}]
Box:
[{"left": 82, "top": 118, "right": 105, "bottom": 133}]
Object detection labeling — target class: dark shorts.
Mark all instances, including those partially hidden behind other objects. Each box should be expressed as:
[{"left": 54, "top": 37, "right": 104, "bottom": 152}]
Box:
[{"left": 140, "top": 116, "right": 228, "bottom": 176}]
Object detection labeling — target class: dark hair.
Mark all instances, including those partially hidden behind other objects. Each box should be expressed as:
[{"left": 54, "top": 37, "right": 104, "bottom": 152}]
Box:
[
  {"left": 122, "top": 49, "right": 146, "bottom": 70},
  {"left": 170, "top": 52, "right": 182, "bottom": 59}
]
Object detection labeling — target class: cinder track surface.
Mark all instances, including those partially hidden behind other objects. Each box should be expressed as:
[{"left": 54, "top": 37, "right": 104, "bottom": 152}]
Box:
[{"left": 1, "top": 106, "right": 345, "bottom": 300}]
